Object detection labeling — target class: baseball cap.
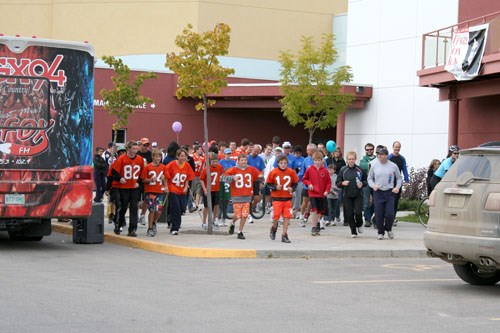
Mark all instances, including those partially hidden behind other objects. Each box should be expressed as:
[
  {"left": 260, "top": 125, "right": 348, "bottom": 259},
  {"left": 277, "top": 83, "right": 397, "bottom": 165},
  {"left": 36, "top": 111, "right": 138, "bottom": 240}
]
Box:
[
  {"left": 377, "top": 147, "right": 389, "bottom": 155},
  {"left": 117, "top": 145, "right": 126, "bottom": 153},
  {"left": 282, "top": 141, "right": 292, "bottom": 148},
  {"left": 152, "top": 141, "right": 158, "bottom": 147},
  {"left": 275, "top": 147, "right": 283, "bottom": 152},
  {"left": 224, "top": 148, "right": 231, "bottom": 154},
  {"left": 140, "top": 137, "right": 150, "bottom": 145}
]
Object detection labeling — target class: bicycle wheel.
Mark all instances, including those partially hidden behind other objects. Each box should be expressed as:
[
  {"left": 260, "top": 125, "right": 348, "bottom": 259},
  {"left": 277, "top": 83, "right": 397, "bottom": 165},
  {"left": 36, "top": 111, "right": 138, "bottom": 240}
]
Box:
[
  {"left": 250, "top": 191, "right": 266, "bottom": 219},
  {"left": 418, "top": 197, "right": 429, "bottom": 228},
  {"left": 221, "top": 197, "right": 234, "bottom": 220}
]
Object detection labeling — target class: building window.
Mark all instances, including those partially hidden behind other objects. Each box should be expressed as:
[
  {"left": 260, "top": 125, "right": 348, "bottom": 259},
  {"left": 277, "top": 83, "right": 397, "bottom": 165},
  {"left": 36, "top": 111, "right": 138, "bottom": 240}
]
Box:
[{"left": 112, "top": 129, "right": 126, "bottom": 144}]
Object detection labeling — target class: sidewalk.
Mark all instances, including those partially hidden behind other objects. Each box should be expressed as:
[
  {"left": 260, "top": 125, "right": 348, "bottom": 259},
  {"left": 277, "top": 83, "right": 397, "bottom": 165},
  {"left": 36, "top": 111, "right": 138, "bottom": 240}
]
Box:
[{"left": 53, "top": 208, "right": 428, "bottom": 259}]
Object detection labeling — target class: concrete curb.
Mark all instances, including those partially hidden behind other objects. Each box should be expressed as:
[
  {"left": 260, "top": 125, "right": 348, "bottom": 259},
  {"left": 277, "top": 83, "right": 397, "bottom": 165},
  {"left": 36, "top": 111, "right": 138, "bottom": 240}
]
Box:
[
  {"left": 52, "top": 223, "right": 256, "bottom": 259},
  {"left": 256, "top": 249, "right": 429, "bottom": 259}
]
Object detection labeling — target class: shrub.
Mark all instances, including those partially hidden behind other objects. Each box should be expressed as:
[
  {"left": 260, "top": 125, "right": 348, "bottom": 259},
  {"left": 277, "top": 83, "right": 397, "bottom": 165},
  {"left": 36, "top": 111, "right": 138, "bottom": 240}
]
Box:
[
  {"left": 397, "top": 198, "right": 420, "bottom": 213},
  {"left": 401, "top": 167, "right": 428, "bottom": 200}
]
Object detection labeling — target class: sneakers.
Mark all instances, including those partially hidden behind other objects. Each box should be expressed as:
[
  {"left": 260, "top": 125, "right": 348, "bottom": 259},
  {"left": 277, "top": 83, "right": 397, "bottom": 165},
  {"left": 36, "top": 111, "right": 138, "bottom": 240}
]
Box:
[
  {"left": 113, "top": 226, "right": 121, "bottom": 235},
  {"left": 108, "top": 213, "right": 114, "bottom": 224},
  {"left": 139, "top": 214, "right": 146, "bottom": 226},
  {"left": 171, "top": 230, "right": 179, "bottom": 235},
  {"left": 300, "top": 220, "right": 306, "bottom": 227},
  {"left": 220, "top": 219, "right": 227, "bottom": 227},
  {"left": 237, "top": 232, "right": 245, "bottom": 240},
  {"left": 270, "top": 226, "right": 277, "bottom": 240},
  {"left": 228, "top": 224, "right": 235, "bottom": 235},
  {"left": 325, "top": 220, "right": 331, "bottom": 227},
  {"left": 311, "top": 226, "right": 320, "bottom": 236},
  {"left": 152, "top": 223, "right": 157, "bottom": 235},
  {"left": 364, "top": 220, "right": 372, "bottom": 227},
  {"left": 247, "top": 215, "right": 253, "bottom": 224},
  {"left": 189, "top": 206, "right": 197, "bottom": 213},
  {"left": 127, "top": 231, "right": 137, "bottom": 237},
  {"left": 202, "top": 223, "right": 208, "bottom": 230},
  {"left": 319, "top": 219, "right": 325, "bottom": 230},
  {"left": 357, "top": 225, "right": 364, "bottom": 234},
  {"left": 388, "top": 231, "right": 394, "bottom": 239},
  {"left": 282, "top": 234, "right": 291, "bottom": 243},
  {"left": 336, "top": 217, "right": 341, "bottom": 223},
  {"left": 147, "top": 228, "right": 154, "bottom": 237},
  {"left": 343, "top": 222, "right": 348, "bottom": 226},
  {"left": 331, "top": 220, "right": 336, "bottom": 226},
  {"left": 351, "top": 234, "right": 357, "bottom": 238},
  {"left": 377, "top": 234, "right": 383, "bottom": 240}
]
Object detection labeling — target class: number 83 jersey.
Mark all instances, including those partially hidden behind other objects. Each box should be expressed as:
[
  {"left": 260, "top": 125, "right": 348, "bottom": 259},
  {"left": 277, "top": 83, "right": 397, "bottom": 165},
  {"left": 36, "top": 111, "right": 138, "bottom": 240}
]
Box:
[{"left": 225, "top": 166, "right": 260, "bottom": 197}]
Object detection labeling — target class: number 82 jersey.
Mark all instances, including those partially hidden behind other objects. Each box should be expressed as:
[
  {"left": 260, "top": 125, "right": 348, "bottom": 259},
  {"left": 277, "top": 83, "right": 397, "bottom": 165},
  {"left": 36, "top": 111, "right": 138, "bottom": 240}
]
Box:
[{"left": 112, "top": 154, "right": 146, "bottom": 189}]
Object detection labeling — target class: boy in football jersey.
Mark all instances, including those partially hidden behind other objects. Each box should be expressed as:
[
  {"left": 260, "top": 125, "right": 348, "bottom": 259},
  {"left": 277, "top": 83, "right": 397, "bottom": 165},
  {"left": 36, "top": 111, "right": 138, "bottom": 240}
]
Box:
[
  {"left": 141, "top": 149, "right": 167, "bottom": 237},
  {"left": 164, "top": 148, "right": 195, "bottom": 235},
  {"left": 222, "top": 154, "right": 261, "bottom": 240},
  {"left": 105, "top": 145, "right": 127, "bottom": 231},
  {"left": 200, "top": 153, "right": 224, "bottom": 229},
  {"left": 110, "top": 141, "right": 145, "bottom": 237},
  {"left": 266, "top": 155, "right": 299, "bottom": 243}
]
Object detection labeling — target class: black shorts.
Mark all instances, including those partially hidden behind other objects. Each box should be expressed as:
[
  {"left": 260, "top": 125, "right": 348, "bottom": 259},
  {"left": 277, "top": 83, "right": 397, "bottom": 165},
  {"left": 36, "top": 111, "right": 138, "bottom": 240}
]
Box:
[
  {"left": 261, "top": 184, "right": 271, "bottom": 196},
  {"left": 253, "top": 182, "right": 260, "bottom": 196},
  {"left": 301, "top": 188, "right": 309, "bottom": 198},
  {"left": 309, "top": 197, "right": 326, "bottom": 214},
  {"left": 202, "top": 191, "right": 220, "bottom": 207}
]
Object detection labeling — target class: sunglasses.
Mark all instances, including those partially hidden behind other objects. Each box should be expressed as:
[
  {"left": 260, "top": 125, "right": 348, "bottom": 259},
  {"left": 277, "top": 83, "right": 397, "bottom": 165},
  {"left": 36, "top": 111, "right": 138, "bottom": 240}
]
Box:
[
  {"left": 452, "top": 152, "right": 459, "bottom": 155},
  {"left": 365, "top": 148, "right": 374, "bottom": 151}
]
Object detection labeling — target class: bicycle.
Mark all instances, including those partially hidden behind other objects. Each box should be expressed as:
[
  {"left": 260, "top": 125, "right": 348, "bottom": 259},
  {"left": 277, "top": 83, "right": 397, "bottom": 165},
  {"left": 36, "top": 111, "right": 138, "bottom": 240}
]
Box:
[
  {"left": 220, "top": 180, "right": 267, "bottom": 220},
  {"left": 417, "top": 196, "right": 430, "bottom": 228}
]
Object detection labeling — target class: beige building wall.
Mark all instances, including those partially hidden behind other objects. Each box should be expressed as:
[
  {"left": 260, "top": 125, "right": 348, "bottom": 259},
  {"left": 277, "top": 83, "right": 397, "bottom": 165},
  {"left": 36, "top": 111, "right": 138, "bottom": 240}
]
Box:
[{"left": 0, "top": 0, "right": 347, "bottom": 59}]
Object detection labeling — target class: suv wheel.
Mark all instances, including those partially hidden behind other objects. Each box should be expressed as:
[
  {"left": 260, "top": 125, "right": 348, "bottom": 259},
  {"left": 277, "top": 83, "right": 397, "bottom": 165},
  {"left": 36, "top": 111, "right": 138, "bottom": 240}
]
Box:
[{"left": 453, "top": 263, "right": 500, "bottom": 286}]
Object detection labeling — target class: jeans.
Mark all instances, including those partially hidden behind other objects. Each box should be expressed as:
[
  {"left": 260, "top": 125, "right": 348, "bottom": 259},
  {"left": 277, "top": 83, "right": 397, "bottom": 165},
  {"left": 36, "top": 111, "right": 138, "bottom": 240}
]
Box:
[
  {"left": 373, "top": 190, "right": 396, "bottom": 235},
  {"left": 334, "top": 190, "right": 343, "bottom": 219},
  {"left": 169, "top": 193, "right": 188, "bottom": 232},
  {"left": 327, "top": 198, "right": 337, "bottom": 222},
  {"left": 118, "top": 188, "right": 141, "bottom": 233}
]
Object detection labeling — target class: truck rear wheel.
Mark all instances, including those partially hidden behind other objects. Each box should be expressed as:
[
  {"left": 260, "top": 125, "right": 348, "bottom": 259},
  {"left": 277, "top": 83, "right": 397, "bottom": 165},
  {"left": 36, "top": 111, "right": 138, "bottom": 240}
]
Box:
[{"left": 453, "top": 263, "right": 500, "bottom": 286}]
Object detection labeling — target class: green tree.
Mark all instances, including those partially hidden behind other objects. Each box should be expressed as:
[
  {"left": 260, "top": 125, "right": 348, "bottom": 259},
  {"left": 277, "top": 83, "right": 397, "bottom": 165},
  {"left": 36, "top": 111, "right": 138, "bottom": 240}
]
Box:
[
  {"left": 279, "top": 34, "right": 354, "bottom": 143},
  {"left": 100, "top": 56, "right": 157, "bottom": 147},
  {"left": 166, "top": 23, "right": 235, "bottom": 234}
]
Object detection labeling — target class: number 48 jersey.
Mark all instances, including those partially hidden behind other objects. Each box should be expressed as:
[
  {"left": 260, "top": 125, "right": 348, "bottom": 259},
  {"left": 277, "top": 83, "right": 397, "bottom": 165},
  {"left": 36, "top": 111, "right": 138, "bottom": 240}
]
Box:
[
  {"left": 112, "top": 154, "right": 145, "bottom": 189},
  {"left": 164, "top": 161, "right": 195, "bottom": 195}
]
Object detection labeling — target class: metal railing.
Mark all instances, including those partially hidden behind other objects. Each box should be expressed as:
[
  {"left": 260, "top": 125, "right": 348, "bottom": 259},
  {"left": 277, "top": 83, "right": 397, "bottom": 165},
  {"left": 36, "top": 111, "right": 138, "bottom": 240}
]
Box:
[{"left": 421, "top": 10, "right": 500, "bottom": 69}]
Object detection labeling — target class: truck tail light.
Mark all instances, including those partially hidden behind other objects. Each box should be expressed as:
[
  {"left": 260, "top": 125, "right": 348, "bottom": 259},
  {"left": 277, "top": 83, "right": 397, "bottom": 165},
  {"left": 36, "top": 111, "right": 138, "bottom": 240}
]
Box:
[{"left": 485, "top": 193, "right": 500, "bottom": 211}]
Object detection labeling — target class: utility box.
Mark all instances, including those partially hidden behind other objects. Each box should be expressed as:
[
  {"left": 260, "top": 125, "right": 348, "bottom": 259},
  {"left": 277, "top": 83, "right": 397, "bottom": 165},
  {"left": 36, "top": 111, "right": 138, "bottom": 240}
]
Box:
[{"left": 73, "top": 203, "right": 104, "bottom": 244}]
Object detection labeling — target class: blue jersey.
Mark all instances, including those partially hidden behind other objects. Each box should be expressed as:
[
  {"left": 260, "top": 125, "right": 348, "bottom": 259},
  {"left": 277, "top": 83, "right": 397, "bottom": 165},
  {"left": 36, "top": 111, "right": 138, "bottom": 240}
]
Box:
[
  {"left": 273, "top": 153, "right": 297, "bottom": 170},
  {"left": 434, "top": 156, "right": 454, "bottom": 178},
  {"left": 247, "top": 154, "right": 266, "bottom": 171},
  {"left": 219, "top": 158, "right": 236, "bottom": 171}
]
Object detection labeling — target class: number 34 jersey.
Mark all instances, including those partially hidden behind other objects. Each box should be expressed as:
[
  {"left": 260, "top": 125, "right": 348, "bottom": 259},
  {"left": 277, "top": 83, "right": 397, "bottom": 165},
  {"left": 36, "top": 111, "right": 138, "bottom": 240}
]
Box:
[
  {"left": 112, "top": 154, "right": 146, "bottom": 189},
  {"left": 164, "top": 161, "right": 195, "bottom": 195},
  {"left": 224, "top": 166, "right": 260, "bottom": 197}
]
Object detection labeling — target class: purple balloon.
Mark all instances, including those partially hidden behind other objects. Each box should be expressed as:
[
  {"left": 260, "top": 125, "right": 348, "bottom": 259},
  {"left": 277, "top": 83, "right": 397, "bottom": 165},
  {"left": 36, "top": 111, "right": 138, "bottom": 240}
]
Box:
[{"left": 172, "top": 121, "right": 182, "bottom": 133}]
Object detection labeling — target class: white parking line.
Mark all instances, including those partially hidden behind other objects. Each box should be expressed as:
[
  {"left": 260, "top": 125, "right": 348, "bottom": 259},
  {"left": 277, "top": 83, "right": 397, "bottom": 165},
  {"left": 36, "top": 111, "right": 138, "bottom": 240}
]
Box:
[{"left": 313, "top": 278, "right": 460, "bottom": 284}]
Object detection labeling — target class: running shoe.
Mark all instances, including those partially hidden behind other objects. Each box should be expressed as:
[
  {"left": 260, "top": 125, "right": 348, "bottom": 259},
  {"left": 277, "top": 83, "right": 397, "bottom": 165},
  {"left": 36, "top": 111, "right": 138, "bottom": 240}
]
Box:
[
  {"left": 237, "top": 232, "right": 245, "bottom": 240},
  {"left": 270, "top": 226, "right": 277, "bottom": 240},
  {"left": 127, "top": 231, "right": 137, "bottom": 237},
  {"left": 228, "top": 224, "right": 235, "bottom": 235},
  {"left": 388, "top": 231, "right": 394, "bottom": 239},
  {"left": 147, "top": 228, "right": 154, "bottom": 237},
  {"left": 139, "top": 214, "right": 146, "bottom": 226},
  {"left": 281, "top": 234, "right": 291, "bottom": 243}
]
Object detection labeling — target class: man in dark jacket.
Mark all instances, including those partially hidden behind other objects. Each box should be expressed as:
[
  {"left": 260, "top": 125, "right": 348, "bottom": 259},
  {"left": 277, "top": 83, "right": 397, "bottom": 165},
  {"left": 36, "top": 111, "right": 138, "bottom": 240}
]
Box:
[{"left": 93, "top": 147, "right": 108, "bottom": 203}]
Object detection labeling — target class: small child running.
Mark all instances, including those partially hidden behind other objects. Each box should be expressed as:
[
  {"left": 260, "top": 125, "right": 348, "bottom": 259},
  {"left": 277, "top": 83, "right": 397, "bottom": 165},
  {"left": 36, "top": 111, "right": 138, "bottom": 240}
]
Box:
[
  {"left": 200, "top": 153, "right": 224, "bottom": 229},
  {"left": 266, "top": 154, "right": 299, "bottom": 243},
  {"left": 302, "top": 151, "right": 332, "bottom": 236},
  {"left": 141, "top": 149, "right": 167, "bottom": 237},
  {"left": 222, "top": 154, "right": 261, "bottom": 240}
]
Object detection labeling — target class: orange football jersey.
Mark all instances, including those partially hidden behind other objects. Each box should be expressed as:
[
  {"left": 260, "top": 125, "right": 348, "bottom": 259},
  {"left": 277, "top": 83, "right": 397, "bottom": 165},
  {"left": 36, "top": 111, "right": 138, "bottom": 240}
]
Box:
[
  {"left": 200, "top": 163, "right": 224, "bottom": 192},
  {"left": 112, "top": 154, "right": 145, "bottom": 189},
  {"left": 225, "top": 166, "right": 260, "bottom": 197},
  {"left": 141, "top": 163, "right": 166, "bottom": 194},
  {"left": 164, "top": 161, "right": 195, "bottom": 195},
  {"left": 266, "top": 167, "right": 299, "bottom": 199}
]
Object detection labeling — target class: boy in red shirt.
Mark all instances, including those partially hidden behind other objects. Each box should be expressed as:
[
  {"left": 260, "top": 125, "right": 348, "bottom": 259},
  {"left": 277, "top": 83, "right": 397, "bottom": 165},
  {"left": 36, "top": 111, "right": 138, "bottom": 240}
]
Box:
[
  {"left": 111, "top": 141, "right": 145, "bottom": 237},
  {"left": 302, "top": 151, "right": 331, "bottom": 236},
  {"left": 200, "top": 153, "right": 224, "bottom": 229},
  {"left": 266, "top": 155, "right": 299, "bottom": 243},
  {"left": 222, "top": 154, "right": 261, "bottom": 240},
  {"left": 164, "top": 148, "right": 195, "bottom": 235},
  {"left": 141, "top": 149, "right": 167, "bottom": 237}
]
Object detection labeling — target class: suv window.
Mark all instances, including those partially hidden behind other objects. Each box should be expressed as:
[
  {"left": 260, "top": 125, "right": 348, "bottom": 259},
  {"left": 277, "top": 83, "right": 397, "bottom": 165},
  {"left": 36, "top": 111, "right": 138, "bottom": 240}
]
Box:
[{"left": 445, "top": 154, "right": 499, "bottom": 181}]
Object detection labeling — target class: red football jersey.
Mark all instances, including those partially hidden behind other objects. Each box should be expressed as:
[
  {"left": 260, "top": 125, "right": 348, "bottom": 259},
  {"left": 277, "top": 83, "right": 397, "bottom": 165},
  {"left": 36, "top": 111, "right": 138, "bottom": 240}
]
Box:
[
  {"left": 266, "top": 167, "right": 299, "bottom": 199},
  {"left": 141, "top": 163, "right": 166, "bottom": 194},
  {"left": 225, "top": 166, "right": 260, "bottom": 197},
  {"left": 111, "top": 154, "right": 145, "bottom": 189},
  {"left": 200, "top": 163, "right": 224, "bottom": 192},
  {"left": 107, "top": 160, "right": 121, "bottom": 189},
  {"left": 164, "top": 161, "right": 195, "bottom": 195},
  {"left": 191, "top": 154, "right": 205, "bottom": 177}
]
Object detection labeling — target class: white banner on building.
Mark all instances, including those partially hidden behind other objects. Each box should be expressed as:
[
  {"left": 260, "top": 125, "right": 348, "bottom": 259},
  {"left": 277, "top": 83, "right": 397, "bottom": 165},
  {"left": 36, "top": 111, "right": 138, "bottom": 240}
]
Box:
[{"left": 445, "top": 24, "right": 488, "bottom": 81}]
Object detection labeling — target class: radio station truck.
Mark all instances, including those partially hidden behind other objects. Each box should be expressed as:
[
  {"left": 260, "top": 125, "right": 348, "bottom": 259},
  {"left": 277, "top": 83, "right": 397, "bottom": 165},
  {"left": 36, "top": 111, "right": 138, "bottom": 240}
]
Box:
[{"left": 0, "top": 36, "right": 94, "bottom": 240}]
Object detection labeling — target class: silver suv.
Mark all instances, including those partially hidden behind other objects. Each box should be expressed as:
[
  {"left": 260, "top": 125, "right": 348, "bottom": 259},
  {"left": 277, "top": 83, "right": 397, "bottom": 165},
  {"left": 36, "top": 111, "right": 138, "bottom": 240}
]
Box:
[{"left": 424, "top": 142, "right": 500, "bottom": 285}]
